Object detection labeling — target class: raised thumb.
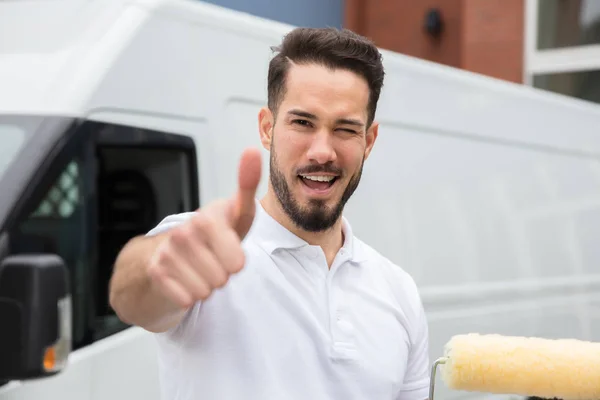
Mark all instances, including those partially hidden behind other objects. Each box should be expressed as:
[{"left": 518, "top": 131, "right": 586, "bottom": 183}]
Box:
[{"left": 232, "top": 147, "right": 262, "bottom": 238}]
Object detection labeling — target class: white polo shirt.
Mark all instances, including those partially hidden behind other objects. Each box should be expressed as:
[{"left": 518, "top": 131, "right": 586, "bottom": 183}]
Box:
[{"left": 148, "top": 202, "right": 430, "bottom": 400}]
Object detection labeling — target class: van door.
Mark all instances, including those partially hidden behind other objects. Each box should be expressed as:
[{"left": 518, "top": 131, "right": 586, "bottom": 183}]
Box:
[{"left": 0, "top": 117, "right": 199, "bottom": 400}]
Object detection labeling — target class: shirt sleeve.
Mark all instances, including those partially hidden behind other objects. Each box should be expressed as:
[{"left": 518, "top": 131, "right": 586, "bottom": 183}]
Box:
[
  {"left": 397, "top": 291, "right": 431, "bottom": 400},
  {"left": 146, "top": 212, "right": 196, "bottom": 236}
]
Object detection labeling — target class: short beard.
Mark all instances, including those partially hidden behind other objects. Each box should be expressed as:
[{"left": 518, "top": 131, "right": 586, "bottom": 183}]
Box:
[{"left": 269, "top": 140, "right": 363, "bottom": 233}]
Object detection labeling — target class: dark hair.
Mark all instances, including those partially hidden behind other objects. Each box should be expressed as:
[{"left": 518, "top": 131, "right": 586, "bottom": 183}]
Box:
[{"left": 267, "top": 27, "right": 385, "bottom": 127}]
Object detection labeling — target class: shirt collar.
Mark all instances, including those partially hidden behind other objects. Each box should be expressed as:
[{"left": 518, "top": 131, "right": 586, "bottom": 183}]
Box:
[{"left": 250, "top": 200, "right": 367, "bottom": 263}]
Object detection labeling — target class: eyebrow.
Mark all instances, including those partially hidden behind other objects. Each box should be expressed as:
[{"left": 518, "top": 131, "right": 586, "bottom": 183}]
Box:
[{"left": 287, "top": 109, "right": 365, "bottom": 128}]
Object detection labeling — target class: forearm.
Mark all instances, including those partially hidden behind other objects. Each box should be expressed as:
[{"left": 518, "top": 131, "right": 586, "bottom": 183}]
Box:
[{"left": 109, "top": 234, "right": 187, "bottom": 333}]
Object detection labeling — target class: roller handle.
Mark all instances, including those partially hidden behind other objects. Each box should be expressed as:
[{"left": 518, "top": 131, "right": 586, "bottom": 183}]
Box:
[{"left": 429, "top": 357, "right": 447, "bottom": 400}]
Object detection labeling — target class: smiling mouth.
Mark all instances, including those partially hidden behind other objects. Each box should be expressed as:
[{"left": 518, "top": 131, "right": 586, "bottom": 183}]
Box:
[{"left": 298, "top": 174, "right": 339, "bottom": 191}]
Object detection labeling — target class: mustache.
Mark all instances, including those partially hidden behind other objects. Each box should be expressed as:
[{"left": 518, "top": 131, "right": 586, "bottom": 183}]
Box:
[{"left": 296, "top": 164, "right": 343, "bottom": 176}]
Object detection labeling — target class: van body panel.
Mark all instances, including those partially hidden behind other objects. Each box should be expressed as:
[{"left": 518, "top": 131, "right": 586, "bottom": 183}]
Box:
[{"left": 1, "top": 1, "right": 599, "bottom": 399}]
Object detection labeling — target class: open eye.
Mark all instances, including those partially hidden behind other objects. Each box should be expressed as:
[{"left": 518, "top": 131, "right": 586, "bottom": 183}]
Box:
[{"left": 292, "top": 119, "right": 312, "bottom": 128}]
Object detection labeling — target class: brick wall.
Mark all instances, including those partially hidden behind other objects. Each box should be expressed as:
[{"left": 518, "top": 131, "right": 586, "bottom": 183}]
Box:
[{"left": 345, "top": 0, "right": 525, "bottom": 83}]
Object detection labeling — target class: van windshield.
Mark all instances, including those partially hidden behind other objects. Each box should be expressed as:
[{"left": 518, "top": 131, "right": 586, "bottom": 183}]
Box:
[
  {"left": 0, "top": 114, "right": 77, "bottom": 230},
  {"left": 0, "top": 115, "right": 54, "bottom": 189},
  {"left": 0, "top": 122, "right": 27, "bottom": 184}
]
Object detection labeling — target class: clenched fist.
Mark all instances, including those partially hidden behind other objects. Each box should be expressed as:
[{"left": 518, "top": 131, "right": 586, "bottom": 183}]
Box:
[{"left": 146, "top": 148, "right": 262, "bottom": 308}]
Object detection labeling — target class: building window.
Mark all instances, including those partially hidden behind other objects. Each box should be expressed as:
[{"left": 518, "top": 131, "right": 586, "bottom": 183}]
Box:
[
  {"left": 533, "top": 69, "right": 600, "bottom": 103},
  {"left": 525, "top": 0, "right": 600, "bottom": 104},
  {"left": 537, "top": 0, "right": 600, "bottom": 50}
]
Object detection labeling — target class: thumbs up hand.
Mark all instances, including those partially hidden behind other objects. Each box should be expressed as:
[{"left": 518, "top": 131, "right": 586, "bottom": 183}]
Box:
[{"left": 146, "top": 148, "right": 262, "bottom": 308}]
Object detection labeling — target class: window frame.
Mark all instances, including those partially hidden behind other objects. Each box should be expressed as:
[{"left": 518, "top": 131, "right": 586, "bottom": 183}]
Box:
[
  {"left": 524, "top": 0, "right": 600, "bottom": 85},
  {"left": 89, "top": 119, "right": 200, "bottom": 211},
  {"left": 5, "top": 123, "right": 97, "bottom": 349},
  {"left": 2, "top": 117, "right": 201, "bottom": 350},
  {"left": 0, "top": 117, "right": 82, "bottom": 231}
]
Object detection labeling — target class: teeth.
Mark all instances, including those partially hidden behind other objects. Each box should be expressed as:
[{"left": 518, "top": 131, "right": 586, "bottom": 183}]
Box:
[{"left": 300, "top": 175, "right": 335, "bottom": 182}]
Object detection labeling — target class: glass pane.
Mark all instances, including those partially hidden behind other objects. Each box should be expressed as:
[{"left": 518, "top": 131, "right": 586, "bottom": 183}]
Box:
[
  {"left": 0, "top": 124, "right": 26, "bottom": 183},
  {"left": 537, "top": 0, "right": 600, "bottom": 49},
  {"left": 533, "top": 69, "right": 600, "bottom": 103},
  {"left": 31, "top": 161, "right": 80, "bottom": 218},
  {"left": 94, "top": 145, "right": 196, "bottom": 341},
  {"left": 10, "top": 155, "right": 93, "bottom": 350}
]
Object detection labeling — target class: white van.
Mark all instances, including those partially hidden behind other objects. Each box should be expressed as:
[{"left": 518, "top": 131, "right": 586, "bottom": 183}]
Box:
[{"left": 1, "top": 0, "right": 600, "bottom": 399}]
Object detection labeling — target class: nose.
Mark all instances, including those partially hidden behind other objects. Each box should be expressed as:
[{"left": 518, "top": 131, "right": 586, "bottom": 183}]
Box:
[{"left": 306, "top": 130, "right": 337, "bottom": 165}]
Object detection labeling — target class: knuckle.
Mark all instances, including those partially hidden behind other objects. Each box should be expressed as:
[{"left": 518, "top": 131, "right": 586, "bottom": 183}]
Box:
[
  {"left": 146, "top": 262, "right": 162, "bottom": 280},
  {"left": 230, "top": 250, "right": 246, "bottom": 273},
  {"left": 180, "top": 298, "right": 194, "bottom": 309},
  {"left": 192, "top": 213, "right": 219, "bottom": 236},
  {"left": 149, "top": 244, "right": 180, "bottom": 281},
  {"left": 190, "top": 213, "right": 208, "bottom": 231},
  {"left": 212, "top": 269, "right": 229, "bottom": 288},
  {"left": 197, "top": 284, "right": 212, "bottom": 300},
  {"left": 155, "top": 246, "right": 174, "bottom": 270},
  {"left": 169, "top": 226, "right": 190, "bottom": 248}
]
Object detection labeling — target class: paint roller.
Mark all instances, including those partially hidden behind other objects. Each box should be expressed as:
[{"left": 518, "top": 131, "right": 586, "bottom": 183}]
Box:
[{"left": 429, "top": 333, "right": 600, "bottom": 400}]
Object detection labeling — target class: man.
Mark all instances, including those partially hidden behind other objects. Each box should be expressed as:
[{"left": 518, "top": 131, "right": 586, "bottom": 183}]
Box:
[{"left": 109, "top": 27, "right": 430, "bottom": 400}]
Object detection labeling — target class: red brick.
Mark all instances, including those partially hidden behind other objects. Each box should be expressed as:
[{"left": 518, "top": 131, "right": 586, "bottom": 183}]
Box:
[
  {"left": 345, "top": 0, "right": 525, "bottom": 83},
  {"left": 461, "top": 0, "right": 524, "bottom": 82}
]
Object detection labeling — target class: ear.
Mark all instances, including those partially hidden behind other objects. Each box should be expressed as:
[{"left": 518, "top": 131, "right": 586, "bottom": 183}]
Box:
[
  {"left": 258, "top": 107, "right": 274, "bottom": 151},
  {"left": 364, "top": 121, "right": 379, "bottom": 160}
]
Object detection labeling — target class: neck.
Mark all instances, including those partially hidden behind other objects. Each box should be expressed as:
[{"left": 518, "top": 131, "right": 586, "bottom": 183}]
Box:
[{"left": 260, "top": 190, "right": 344, "bottom": 267}]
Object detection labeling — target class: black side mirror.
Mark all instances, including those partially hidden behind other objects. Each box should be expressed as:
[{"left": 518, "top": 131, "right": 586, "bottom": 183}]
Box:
[{"left": 0, "top": 254, "right": 71, "bottom": 381}]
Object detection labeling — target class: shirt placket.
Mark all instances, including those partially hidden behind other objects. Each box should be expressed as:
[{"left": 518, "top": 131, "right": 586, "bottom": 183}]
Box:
[{"left": 325, "top": 250, "right": 357, "bottom": 359}]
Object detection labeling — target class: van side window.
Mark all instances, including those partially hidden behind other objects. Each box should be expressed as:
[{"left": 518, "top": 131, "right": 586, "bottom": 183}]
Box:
[
  {"left": 31, "top": 161, "right": 81, "bottom": 218},
  {"left": 8, "top": 120, "right": 199, "bottom": 350},
  {"left": 10, "top": 145, "right": 95, "bottom": 349}
]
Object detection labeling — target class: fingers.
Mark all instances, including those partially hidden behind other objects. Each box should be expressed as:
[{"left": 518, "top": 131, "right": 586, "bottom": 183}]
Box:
[
  {"left": 149, "top": 237, "right": 210, "bottom": 306},
  {"left": 205, "top": 223, "right": 246, "bottom": 275},
  {"left": 232, "top": 148, "right": 262, "bottom": 238},
  {"left": 154, "top": 275, "right": 194, "bottom": 309},
  {"left": 147, "top": 254, "right": 195, "bottom": 309},
  {"left": 185, "top": 211, "right": 246, "bottom": 276},
  {"left": 164, "top": 230, "right": 215, "bottom": 297},
  {"left": 178, "top": 218, "right": 234, "bottom": 286},
  {"left": 148, "top": 210, "right": 247, "bottom": 307},
  {"left": 148, "top": 147, "right": 261, "bottom": 306}
]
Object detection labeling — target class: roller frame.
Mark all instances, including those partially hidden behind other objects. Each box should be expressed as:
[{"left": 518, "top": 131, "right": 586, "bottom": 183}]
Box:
[{"left": 429, "top": 357, "right": 447, "bottom": 400}]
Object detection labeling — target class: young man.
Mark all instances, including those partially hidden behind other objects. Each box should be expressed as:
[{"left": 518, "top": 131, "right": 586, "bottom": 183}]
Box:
[{"left": 109, "top": 27, "right": 430, "bottom": 400}]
